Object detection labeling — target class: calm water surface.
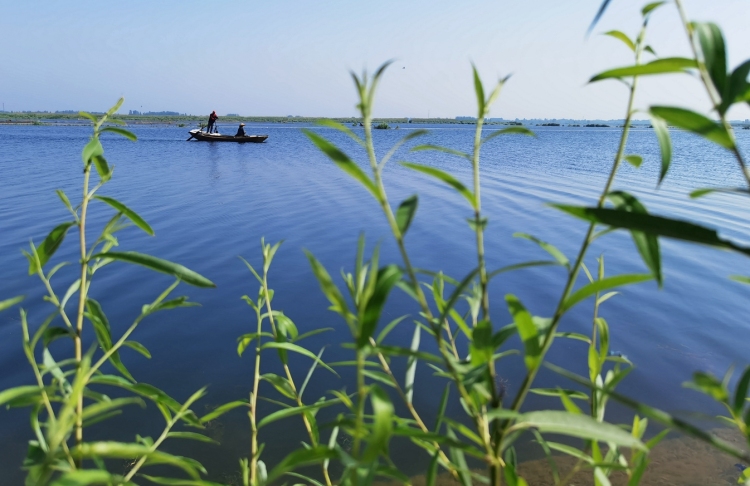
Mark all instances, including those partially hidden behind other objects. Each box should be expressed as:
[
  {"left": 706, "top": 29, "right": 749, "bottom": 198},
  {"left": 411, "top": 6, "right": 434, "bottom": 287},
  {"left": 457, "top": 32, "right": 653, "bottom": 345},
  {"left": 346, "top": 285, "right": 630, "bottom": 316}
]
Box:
[{"left": 1, "top": 122, "right": 749, "bottom": 482}]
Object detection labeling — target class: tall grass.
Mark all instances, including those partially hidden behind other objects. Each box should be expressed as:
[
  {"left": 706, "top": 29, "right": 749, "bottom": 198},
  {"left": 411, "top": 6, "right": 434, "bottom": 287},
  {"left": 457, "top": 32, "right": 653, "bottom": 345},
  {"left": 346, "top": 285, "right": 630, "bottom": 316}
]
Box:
[{"left": 3, "top": 1, "right": 750, "bottom": 485}]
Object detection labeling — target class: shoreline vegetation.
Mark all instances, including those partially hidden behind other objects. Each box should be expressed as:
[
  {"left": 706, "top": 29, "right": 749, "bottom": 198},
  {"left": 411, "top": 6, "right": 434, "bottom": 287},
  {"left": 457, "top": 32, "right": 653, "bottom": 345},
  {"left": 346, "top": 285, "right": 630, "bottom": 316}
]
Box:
[{"left": 2, "top": 114, "right": 748, "bottom": 130}]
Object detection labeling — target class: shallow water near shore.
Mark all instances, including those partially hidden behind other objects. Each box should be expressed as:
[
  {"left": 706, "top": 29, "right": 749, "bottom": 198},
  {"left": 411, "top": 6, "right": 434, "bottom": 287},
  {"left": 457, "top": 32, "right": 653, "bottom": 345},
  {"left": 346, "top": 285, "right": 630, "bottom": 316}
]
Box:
[{"left": 1, "top": 122, "right": 749, "bottom": 482}]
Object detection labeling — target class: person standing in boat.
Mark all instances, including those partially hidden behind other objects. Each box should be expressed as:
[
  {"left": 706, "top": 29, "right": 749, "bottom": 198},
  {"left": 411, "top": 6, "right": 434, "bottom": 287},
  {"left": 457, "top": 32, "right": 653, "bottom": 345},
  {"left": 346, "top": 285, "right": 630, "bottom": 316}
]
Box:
[
  {"left": 206, "top": 111, "right": 218, "bottom": 133},
  {"left": 235, "top": 123, "right": 246, "bottom": 137}
]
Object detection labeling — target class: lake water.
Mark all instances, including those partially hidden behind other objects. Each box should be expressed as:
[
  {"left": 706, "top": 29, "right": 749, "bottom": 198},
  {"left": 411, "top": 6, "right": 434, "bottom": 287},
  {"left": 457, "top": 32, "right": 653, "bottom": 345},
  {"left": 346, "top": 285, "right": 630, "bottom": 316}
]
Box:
[{"left": 1, "top": 122, "right": 749, "bottom": 483}]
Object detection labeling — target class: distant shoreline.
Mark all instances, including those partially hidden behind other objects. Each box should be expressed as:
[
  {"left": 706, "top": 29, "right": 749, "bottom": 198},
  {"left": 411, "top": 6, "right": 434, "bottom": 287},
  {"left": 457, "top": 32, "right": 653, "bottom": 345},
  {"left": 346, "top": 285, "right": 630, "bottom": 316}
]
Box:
[{"left": 1, "top": 113, "right": 749, "bottom": 128}]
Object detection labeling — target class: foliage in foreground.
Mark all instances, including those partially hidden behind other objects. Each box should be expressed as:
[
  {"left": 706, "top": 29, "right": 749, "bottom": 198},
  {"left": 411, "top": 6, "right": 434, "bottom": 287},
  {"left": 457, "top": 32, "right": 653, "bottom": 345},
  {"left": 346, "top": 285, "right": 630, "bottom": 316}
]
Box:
[{"left": 3, "top": 1, "right": 750, "bottom": 485}]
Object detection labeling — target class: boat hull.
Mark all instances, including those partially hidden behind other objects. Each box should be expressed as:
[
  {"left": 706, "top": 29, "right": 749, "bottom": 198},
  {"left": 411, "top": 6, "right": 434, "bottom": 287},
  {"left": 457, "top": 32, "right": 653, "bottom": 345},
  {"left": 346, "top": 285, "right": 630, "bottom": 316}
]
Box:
[{"left": 188, "top": 129, "right": 267, "bottom": 143}]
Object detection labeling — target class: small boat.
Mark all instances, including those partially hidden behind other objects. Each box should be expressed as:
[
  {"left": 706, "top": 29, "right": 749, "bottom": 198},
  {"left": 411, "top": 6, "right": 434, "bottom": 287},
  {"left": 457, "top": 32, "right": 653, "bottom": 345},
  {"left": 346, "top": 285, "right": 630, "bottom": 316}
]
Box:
[{"left": 188, "top": 129, "right": 268, "bottom": 143}]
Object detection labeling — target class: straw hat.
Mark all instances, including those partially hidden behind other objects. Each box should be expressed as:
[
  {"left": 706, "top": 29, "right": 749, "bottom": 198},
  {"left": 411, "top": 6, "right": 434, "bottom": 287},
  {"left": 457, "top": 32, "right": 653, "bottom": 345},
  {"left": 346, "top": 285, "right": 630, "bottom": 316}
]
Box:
[{"left": 240, "top": 123, "right": 245, "bottom": 126}]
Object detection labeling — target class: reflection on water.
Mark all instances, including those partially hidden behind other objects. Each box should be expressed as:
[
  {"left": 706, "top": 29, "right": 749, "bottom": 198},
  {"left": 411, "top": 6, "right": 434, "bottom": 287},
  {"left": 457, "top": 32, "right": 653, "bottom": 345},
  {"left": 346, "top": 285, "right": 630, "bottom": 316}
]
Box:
[{"left": 1, "top": 124, "right": 749, "bottom": 482}]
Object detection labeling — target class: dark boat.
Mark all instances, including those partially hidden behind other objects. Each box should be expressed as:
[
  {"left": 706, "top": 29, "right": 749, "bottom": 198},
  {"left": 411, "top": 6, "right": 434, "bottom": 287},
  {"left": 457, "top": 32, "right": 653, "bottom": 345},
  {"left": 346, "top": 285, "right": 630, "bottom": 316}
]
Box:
[{"left": 188, "top": 129, "right": 268, "bottom": 143}]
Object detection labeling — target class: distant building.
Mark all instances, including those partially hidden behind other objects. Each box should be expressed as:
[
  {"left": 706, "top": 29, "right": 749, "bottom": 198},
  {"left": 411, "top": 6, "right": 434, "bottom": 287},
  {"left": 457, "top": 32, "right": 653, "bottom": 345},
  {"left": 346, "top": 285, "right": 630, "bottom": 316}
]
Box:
[
  {"left": 128, "top": 110, "right": 142, "bottom": 115},
  {"left": 227, "top": 113, "right": 240, "bottom": 117},
  {"left": 144, "top": 111, "right": 180, "bottom": 116}
]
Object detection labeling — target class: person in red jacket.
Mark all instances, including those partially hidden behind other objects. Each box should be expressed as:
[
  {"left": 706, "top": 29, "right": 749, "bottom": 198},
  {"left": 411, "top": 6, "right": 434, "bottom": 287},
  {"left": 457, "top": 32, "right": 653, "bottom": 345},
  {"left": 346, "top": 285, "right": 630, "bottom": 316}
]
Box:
[{"left": 207, "top": 111, "right": 218, "bottom": 133}]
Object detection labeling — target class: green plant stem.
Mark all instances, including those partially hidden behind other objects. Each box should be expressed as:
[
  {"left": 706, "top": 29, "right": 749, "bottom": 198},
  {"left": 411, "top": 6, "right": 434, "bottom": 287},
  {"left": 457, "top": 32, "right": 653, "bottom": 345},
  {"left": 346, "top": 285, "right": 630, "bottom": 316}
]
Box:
[
  {"left": 500, "top": 23, "right": 645, "bottom": 449},
  {"left": 370, "top": 338, "right": 458, "bottom": 479},
  {"left": 37, "top": 271, "right": 75, "bottom": 330},
  {"left": 557, "top": 457, "right": 585, "bottom": 486},
  {"left": 73, "top": 163, "right": 92, "bottom": 466},
  {"left": 122, "top": 412, "right": 180, "bottom": 482},
  {"left": 354, "top": 349, "right": 366, "bottom": 464},
  {"left": 249, "top": 305, "right": 263, "bottom": 486},
  {"left": 674, "top": 0, "right": 750, "bottom": 188},
  {"left": 362, "top": 105, "right": 498, "bottom": 470},
  {"left": 471, "top": 117, "right": 490, "bottom": 323},
  {"left": 469, "top": 114, "right": 503, "bottom": 486},
  {"left": 260, "top": 271, "right": 332, "bottom": 486}
]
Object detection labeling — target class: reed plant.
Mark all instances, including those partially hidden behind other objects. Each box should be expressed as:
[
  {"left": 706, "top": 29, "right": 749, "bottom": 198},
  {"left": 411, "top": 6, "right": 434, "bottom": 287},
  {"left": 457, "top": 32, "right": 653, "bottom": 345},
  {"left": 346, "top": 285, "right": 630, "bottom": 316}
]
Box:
[{"left": 4, "top": 0, "right": 750, "bottom": 485}]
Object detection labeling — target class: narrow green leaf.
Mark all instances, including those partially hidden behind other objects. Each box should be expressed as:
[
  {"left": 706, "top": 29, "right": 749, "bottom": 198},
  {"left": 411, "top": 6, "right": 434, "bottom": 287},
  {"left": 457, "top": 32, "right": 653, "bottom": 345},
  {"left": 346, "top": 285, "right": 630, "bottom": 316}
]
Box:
[
  {"left": 42, "top": 327, "right": 75, "bottom": 347},
  {"left": 410, "top": 144, "right": 471, "bottom": 160},
  {"left": 303, "top": 130, "right": 379, "bottom": 199},
  {"left": 105, "top": 98, "right": 125, "bottom": 117},
  {"left": 488, "top": 260, "right": 560, "bottom": 280},
  {"left": 648, "top": 114, "right": 672, "bottom": 184},
  {"left": 405, "top": 325, "right": 421, "bottom": 404},
  {"left": 358, "top": 265, "right": 402, "bottom": 348},
  {"left": 261, "top": 342, "right": 338, "bottom": 376},
  {"left": 376, "top": 315, "right": 408, "bottom": 344},
  {"left": 123, "top": 340, "right": 151, "bottom": 359},
  {"left": 513, "top": 233, "right": 569, "bottom": 268},
  {"left": 316, "top": 119, "right": 364, "bottom": 146},
  {"left": 641, "top": 1, "right": 665, "bottom": 16},
  {"left": 650, "top": 106, "right": 734, "bottom": 149},
  {"left": 90, "top": 251, "right": 215, "bottom": 288},
  {"left": 685, "top": 371, "right": 728, "bottom": 403},
  {"left": 481, "top": 127, "right": 535, "bottom": 145},
  {"left": 402, "top": 162, "right": 476, "bottom": 207},
  {"left": 425, "top": 449, "right": 440, "bottom": 486},
  {"left": 624, "top": 155, "right": 643, "bottom": 168},
  {"left": 694, "top": 22, "right": 727, "bottom": 97},
  {"left": 261, "top": 373, "right": 297, "bottom": 400},
  {"left": 82, "top": 137, "right": 104, "bottom": 165},
  {"left": 530, "top": 388, "right": 588, "bottom": 400},
  {"left": 298, "top": 347, "right": 325, "bottom": 399},
  {"left": 305, "top": 250, "right": 354, "bottom": 329},
  {"left": 607, "top": 191, "right": 662, "bottom": 285},
  {"left": 546, "top": 441, "right": 593, "bottom": 462},
  {"left": 0, "top": 295, "right": 24, "bottom": 312},
  {"left": 94, "top": 195, "right": 154, "bottom": 236},
  {"left": 138, "top": 476, "right": 223, "bottom": 486},
  {"left": 30, "top": 222, "right": 76, "bottom": 274},
  {"left": 512, "top": 411, "right": 646, "bottom": 449},
  {"left": 0, "top": 386, "right": 43, "bottom": 407},
  {"left": 552, "top": 204, "right": 750, "bottom": 257},
  {"left": 167, "top": 431, "right": 219, "bottom": 445},
  {"left": 590, "top": 57, "right": 697, "bottom": 82},
  {"left": 721, "top": 59, "right": 750, "bottom": 114},
  {"left": 146, "top": 296, "right": 199, "bottom": 314},
  {"left": 547, "top": 363, "right": 750, "bottom": 463},
  {"left": 563, "top": 274, "right": 652, "bottom": 312},
  {"left": 363, "top": 385, "right": 394, "bottom": 461},
  {"left": 396, "top": 195, "right": 418, "bottom": 236},
  {"left": 470, "top": 319, "right": 493, "bottom": 366},
  {"left": 101, "top": 126, "right": 137, "bottom": 141},
  {"left": 258, "top": 397, "right": 340, "bottom": 429},
  {"left": 472, "top": 64, "right": 485, "bottom": 117},
  {"left": 734, "top": 366, "right": 750, "bottom": 414},
  {"left": 690, "top": 187, "right": 750, "bottom": 198},
  {"left": 52, "top": 470, "right": 134, "bottom": 486},
  {"left": 87, "top": 298, "right": 134, "bottom": 382},
  {"left": 266, "top": 446, "right": 337, "bottom": 484},
  {"left": 505, "top": 294, "right": 540, "bottom": 371},
  {"left": 199, "top": 400, "right": 249, "bottom": 423},
  {"left": 92, "top": 155, "right": 111, "bottom": 182},
  {"left": 603, "top": 30, "right": 635, "bottom": 52},
  {"left": 82, "top": 397, "right": 145, "bottom": 421}
]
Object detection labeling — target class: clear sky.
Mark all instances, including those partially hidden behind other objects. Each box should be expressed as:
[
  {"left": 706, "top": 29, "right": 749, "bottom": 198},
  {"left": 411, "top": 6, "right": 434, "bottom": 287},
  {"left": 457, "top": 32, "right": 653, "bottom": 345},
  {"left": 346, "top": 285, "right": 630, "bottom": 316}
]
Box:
[{"left": 1, "top": 0, "right": 749, "bottom": 120}]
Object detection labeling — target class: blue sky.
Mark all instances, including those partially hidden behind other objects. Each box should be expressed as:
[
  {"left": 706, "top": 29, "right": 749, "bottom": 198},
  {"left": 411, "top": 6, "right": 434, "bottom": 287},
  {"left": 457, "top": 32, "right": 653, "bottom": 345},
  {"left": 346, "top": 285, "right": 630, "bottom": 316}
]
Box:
[{"left": 1, "top": 0, "right": 749, "bottom": 119}]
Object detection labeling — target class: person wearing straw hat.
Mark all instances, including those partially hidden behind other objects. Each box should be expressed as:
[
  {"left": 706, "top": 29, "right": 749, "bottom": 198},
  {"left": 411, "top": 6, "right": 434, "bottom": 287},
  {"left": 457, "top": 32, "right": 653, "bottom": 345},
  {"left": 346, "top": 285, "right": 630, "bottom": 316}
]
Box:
[{"left": 235, "top": 122, "right": 246, "bottom": 137}]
